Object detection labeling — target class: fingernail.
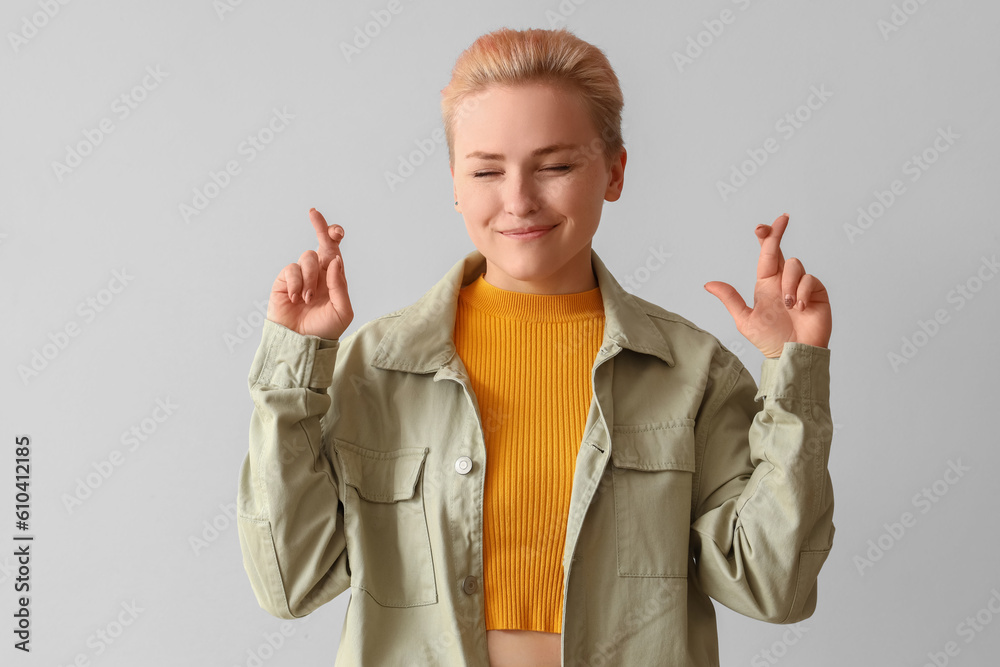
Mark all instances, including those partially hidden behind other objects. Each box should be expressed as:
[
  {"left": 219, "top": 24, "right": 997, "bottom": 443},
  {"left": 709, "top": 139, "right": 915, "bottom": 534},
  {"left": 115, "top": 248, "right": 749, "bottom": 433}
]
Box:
[
  {"left": 796, "top": 300, "right": 805, "bottom": 310},
  {"left": 304, "top": 289, "right": 312, "bottom": 303},
  {"left": 784, "top": 295, "right": 794, "bottom": 309}
]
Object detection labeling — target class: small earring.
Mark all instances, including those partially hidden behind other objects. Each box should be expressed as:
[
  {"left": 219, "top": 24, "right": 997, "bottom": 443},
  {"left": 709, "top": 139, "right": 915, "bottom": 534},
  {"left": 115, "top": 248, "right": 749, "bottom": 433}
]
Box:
[{"left": 454, "top": 200, "right": 458, "bottom": 205}]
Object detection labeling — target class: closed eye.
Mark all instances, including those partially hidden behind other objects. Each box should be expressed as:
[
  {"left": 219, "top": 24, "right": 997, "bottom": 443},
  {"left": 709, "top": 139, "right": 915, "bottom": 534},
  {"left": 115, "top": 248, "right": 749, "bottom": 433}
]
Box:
[{"left": 472, "top": 165, "right": 573, "bottom": 178}]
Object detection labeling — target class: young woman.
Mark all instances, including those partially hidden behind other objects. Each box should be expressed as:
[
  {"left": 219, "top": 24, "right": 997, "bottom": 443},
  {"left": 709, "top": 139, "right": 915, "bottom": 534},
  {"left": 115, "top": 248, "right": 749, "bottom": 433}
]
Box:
[{"left": 237, "top": 27, "right": 834, "bottom": 666}]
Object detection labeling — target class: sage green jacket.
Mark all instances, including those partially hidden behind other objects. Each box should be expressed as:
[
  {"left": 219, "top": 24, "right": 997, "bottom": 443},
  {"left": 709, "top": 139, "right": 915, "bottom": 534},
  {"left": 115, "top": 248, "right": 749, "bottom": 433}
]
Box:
[{"left": 237, "top": 248, "right": 835, "bottom": 666}]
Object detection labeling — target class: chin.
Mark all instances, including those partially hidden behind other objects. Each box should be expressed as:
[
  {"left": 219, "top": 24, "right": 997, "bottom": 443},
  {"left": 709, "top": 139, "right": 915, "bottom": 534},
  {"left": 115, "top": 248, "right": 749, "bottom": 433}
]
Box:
[{"left": 497, "top": 254, "right": 562, "bottom": 282}]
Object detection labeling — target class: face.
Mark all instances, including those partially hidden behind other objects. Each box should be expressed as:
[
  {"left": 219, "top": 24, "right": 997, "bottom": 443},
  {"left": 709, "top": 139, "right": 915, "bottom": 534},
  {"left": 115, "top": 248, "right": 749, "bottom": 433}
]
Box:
[{"left": 450, "top": 81, "right": 626, "bottom": 294}]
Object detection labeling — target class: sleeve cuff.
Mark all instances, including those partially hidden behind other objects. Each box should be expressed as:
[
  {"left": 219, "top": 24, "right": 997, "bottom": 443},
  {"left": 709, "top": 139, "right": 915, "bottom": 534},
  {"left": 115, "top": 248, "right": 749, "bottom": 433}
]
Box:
[
  {"left": 755, "top": 342, "right": 831, "bottom": 403},
  {"left": 248, "top": 319, "right": 340, "bottom": 389}
]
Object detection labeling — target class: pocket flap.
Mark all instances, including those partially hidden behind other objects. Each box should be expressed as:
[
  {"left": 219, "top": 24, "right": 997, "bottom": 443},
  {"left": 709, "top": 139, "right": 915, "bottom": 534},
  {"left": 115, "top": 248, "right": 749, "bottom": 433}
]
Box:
[
  {"left": 610, "top": 420, "right": 696, "bottom": 472},
  {"left": 334, "top": 440, "right": 428, "bottom": 503}
]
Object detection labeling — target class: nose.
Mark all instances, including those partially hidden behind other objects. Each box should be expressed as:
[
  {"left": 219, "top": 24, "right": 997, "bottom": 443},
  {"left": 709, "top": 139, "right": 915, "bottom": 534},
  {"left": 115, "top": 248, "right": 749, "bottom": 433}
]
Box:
[{"left": 503, "top": 171, "right": 541, "bottom": 219}]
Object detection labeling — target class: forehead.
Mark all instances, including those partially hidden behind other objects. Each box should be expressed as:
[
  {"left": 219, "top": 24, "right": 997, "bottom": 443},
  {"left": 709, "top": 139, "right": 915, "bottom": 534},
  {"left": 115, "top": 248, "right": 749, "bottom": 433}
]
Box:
[{"left": 453, "top": 82, "right": 598, "bottom": 156}]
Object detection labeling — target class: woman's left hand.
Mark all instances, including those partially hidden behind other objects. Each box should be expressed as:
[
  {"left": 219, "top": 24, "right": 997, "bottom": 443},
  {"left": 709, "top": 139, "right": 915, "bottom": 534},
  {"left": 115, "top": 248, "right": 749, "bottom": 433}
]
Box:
[{"left": 703, "top": 213, "right": 832, "bottom": 359}]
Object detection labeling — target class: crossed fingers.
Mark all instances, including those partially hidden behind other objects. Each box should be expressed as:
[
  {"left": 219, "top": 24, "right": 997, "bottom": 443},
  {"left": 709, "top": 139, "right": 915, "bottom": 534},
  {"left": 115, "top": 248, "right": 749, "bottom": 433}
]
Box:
[{"left": 755, "top": 214, "right": 814, "bottom": 310}]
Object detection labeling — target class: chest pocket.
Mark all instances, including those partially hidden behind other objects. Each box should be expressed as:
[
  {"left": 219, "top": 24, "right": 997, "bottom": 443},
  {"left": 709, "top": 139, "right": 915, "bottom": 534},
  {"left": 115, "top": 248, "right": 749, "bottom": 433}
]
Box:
[
  {"left": 610, "top": 419, "right": 696, "bottom": 578},
  {"left": 334, "top": 439, "right": 437, "bottom": 607}
]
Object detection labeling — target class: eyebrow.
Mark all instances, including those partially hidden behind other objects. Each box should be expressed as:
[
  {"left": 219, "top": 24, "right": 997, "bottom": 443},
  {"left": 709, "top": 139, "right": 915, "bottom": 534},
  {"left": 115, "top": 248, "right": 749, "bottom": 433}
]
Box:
[{"left": 464, "top": 143, "right": 579, "bottom": 160}]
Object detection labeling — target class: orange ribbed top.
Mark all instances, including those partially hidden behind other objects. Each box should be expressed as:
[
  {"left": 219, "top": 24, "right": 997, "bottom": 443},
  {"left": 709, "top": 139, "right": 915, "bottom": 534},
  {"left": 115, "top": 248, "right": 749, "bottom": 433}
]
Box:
[{"left": 453, "top": 273, "right": 605, "bottom": 633}]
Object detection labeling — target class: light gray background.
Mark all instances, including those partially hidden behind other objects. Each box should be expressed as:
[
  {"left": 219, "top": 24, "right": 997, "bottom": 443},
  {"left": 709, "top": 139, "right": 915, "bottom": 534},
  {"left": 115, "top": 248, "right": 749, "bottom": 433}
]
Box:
[{"left": 2, "top": 1, "right": 998, "bottom": 665}]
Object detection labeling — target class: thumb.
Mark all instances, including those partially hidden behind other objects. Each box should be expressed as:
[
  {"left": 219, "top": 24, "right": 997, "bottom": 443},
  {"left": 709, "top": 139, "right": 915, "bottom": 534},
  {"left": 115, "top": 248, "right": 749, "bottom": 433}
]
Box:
[{"left": 704, "top": 281, "right": 751, "bottom": 327}]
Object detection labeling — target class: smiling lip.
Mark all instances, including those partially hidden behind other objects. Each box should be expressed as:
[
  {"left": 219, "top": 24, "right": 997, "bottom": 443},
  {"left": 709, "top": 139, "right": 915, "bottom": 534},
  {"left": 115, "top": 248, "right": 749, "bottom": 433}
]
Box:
[{"left": 499, "top": 225, "right": 556, "bottom": 240}]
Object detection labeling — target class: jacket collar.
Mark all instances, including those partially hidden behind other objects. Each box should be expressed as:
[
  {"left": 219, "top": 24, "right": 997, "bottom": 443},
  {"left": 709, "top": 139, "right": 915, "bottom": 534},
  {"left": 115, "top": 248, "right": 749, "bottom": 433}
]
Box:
[{"left": 369, "top": 248, "right": 675, "bottom": 374}]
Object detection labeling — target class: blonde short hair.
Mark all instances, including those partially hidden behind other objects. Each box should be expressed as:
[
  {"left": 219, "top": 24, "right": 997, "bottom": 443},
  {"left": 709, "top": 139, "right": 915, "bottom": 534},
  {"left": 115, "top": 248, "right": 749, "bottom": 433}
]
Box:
[{"left": 440, "top": 27, "right": 624, "bottom": 169}]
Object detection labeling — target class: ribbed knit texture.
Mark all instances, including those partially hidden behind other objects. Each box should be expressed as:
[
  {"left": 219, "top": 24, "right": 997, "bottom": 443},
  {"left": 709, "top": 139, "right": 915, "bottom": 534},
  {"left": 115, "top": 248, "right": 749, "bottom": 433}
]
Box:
[{"left": 453, "top": 273, "right": 605, "bottom": 633}]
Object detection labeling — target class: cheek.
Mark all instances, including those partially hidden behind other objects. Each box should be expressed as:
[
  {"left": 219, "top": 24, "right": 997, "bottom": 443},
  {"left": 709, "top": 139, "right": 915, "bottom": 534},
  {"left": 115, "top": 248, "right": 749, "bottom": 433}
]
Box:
[
  {"left": 460, "top": 185, "right": 501, "bottom": 215},
  {"left": 461, "top": 199, "right": 494, "bottom": 238},
  {"left": 549, "top": 172, "right": 603, "bottom": 210}
]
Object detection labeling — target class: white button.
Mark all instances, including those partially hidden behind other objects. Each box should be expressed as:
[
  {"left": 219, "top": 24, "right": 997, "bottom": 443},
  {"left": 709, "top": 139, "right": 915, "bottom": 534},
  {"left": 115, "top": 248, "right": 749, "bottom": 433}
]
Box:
[{"left": 455, "top": 456, "right": 473, "bottom": 474}]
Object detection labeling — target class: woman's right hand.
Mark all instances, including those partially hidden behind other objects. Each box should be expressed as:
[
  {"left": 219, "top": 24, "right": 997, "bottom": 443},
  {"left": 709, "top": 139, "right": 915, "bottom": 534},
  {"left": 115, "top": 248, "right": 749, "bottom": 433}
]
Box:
[{"left": 266, "top": 208, "right": 354, "bottom": 340}]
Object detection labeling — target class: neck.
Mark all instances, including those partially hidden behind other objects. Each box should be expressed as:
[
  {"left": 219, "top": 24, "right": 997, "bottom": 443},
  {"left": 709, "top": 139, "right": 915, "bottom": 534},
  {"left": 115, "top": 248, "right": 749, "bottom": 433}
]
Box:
[{"left": 482, "top": 245, "right": 597, "bottom": 295}]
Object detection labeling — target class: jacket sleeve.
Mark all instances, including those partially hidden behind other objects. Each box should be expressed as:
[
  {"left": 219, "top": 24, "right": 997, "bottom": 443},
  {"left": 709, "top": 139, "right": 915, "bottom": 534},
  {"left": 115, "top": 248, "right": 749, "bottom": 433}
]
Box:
[
  {"left": 237, "top": 318, "right": 351, "bottom": 619},
  {"left": 689, "top": 341, "right": 835, "bottom": 624}
]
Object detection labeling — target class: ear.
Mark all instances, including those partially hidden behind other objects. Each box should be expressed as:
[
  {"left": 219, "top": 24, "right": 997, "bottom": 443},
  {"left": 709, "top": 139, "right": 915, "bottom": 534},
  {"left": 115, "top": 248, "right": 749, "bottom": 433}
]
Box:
[{"left": 604, "top": 147, "right": 627, "bottom": 202}]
